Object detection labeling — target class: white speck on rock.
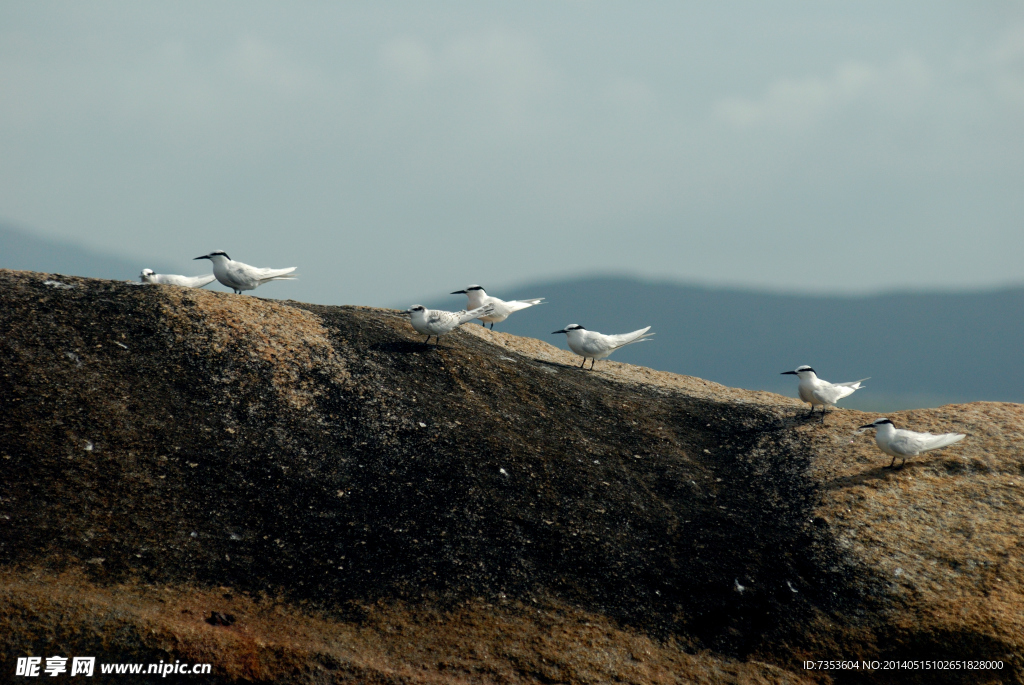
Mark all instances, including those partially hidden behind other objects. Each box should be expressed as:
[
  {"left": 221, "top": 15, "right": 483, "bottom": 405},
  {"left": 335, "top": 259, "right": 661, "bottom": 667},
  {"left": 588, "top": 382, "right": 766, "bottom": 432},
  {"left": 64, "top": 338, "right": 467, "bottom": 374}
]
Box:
[
  {"left": 43, "top": 280, "right": 74, "bottom": 290},
  {"left": 499, "top": 468, "right": 508, "bottom": 477},
  {"left": 418, "top": 422, "right": 427, "bottom": 428}
]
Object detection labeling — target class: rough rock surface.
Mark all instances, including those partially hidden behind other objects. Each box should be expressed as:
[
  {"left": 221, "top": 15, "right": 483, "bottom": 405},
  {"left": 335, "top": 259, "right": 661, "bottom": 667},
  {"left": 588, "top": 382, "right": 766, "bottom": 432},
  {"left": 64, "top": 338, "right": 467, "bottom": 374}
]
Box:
[{"left": 1, "top": 269, "right": 1021, "bottom": 684}]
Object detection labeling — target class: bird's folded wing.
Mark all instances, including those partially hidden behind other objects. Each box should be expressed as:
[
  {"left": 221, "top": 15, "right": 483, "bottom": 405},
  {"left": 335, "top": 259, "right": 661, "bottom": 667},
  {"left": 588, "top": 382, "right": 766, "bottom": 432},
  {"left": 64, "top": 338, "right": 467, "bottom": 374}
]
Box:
[
  {"left": 157, "top": 274, "right": 203, "bottom": 287},
  {"left": 577, "top": 336, "right": 616, "bottom": 356},
  {"left": 813, "top": 383, "right": 857, "bottom": 404},
  {"left": 225, "top": 266, "right": 260, "bottom": 288},
  {"left": 887, "top": 433, "right": 925, "bottom": 456},
  {"left": 889, "top": 430, "right": 963, "bottom": 456},
  {"left": 428, "top": 311, "right": 454, "bottom": 327}
]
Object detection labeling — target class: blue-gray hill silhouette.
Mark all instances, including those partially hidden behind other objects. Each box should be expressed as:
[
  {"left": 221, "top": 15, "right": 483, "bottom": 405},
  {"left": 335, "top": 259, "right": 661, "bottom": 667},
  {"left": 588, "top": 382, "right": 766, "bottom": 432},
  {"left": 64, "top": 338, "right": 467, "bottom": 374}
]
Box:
[{"left": 431, "top": 276, "right": 1024, "bottom": 410}]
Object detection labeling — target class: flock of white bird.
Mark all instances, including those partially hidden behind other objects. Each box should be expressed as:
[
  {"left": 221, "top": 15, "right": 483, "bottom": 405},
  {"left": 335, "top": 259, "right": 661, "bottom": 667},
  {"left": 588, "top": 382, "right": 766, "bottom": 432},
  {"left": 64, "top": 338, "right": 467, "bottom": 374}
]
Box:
[
  {"left": 140, "top": 252, "right": 966, "bottom": 469},
  {"left": 778, "top": 365, "right": 965, "bottom": 467}
]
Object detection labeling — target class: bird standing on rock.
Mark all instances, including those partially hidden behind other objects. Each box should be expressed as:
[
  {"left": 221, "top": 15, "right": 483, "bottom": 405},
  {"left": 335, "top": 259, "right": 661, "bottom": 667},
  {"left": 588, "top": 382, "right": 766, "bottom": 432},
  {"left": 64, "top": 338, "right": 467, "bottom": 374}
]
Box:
[
  {"left": 857, "top": 418, "right": 965, "bottom": 469},
  {"left": 552, "top": 324, "right": 654, "bottom": 370},
  {"left": 450, "top": 285, "right": 545, "bottom": 329},
  {"left": 193, "top": 251, "right": 297, "bottom": 294},
  {"left": 403, "top": 304, "right": 496, "bottom": 345},
  {"left": 781, "top": 365, "right": 868, "bottom": 421},
  {"left": 140, "top": 269, "right": 216, "bottom": 288}
]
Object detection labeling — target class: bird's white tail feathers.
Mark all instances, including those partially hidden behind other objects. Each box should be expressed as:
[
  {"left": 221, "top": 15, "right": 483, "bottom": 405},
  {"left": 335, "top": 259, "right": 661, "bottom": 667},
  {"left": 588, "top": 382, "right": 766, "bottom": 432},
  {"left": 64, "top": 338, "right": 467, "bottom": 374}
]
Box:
[
  {"left": 836, "top": 377, "right": 870, "bottom": 389},
  {"left": 923, "top": 433, "right": 966, "bottom": 452},
  {"left": 459, "top": 304, "right": 495, "bottom": 325},
  {"left": 256, "top": 266, "right": 298, "bottom": 284},
  {"left": 610, "top": 326, "right": 654, "bottom": 348},
  {"left": 507, "top": 298, "right": 545, "bottom": 313}
]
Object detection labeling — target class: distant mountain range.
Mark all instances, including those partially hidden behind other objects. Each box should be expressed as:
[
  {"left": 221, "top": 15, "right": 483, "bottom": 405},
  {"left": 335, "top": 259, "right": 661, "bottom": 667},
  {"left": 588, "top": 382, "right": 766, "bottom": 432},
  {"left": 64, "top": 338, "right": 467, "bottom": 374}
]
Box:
[
  {"left": 4, "top": 223, "right": 1020, "bottom": 411},
  {"left": 0, "top": 223, "right": 176, "bottom": 282},
  {"left": 429, "top": 277, "right": 1024, "bottom": 411}
]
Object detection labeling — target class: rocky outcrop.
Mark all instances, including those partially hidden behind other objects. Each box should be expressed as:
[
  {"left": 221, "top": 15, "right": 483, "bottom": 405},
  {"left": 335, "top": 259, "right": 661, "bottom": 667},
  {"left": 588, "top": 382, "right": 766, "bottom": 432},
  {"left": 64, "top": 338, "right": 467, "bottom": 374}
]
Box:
[{"left": 1, "top": 269, "right": 1021, "bottom": 684}]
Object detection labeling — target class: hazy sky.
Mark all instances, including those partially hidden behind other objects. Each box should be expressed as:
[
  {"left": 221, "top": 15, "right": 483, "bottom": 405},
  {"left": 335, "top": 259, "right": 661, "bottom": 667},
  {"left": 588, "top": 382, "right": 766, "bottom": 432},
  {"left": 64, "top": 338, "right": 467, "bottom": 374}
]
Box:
[{"left": 2, "top": 2, "right": 1023, "bottom": 305}]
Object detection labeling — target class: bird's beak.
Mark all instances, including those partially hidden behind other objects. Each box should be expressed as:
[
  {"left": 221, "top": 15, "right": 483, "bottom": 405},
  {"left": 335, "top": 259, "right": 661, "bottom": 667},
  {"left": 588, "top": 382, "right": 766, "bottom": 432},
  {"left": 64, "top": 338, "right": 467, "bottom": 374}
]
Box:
[
  {"left": 451, "top": 290, "right": 466, "bottom": 295},
  {"left": 781, "top": 370, "right": 798, "bottom": 375},
  {"left": 858, "top": 423, "right": 876, "bottom": 430},
  {"left": 194, "top": 255, "right": 209, "bottom": 260},
  {"left": 552, "top": 329, "right": 567, "bottom": 334}
]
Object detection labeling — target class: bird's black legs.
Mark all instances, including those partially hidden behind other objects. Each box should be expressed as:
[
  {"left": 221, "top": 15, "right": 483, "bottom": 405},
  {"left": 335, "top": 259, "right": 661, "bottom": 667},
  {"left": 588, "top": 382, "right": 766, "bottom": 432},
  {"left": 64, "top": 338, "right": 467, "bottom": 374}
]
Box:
[
  {"left": 579, "top": 358, "right": 586, "bottom": 369},
  {"left": 590, "top": 358, "right": 596, "bottom": 370},
  {"left": 820, "top": 406, "right": 827, "bottom": 423},
  {"left": 489, "top": 323, "right": 494, "bottom": 330},
  {"left": 885, "top": 455, "right": 906, "bottom": 469}
]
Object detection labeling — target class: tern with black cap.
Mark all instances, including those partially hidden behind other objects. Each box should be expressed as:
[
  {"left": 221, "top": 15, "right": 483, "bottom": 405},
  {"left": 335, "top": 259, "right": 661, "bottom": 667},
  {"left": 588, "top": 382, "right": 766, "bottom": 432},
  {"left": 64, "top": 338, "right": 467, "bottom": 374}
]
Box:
[
  {"left": 140, "top": 269, "right": 216, "bottom": 289},
  {"left": 552, "top": 324, "right": 654, "bottom": 370},
  {"left": 856, "top": 418, "right": 965, "bottom": 469},
  {"left": 193, "top": 251, "right": 297, "bottom": 294},
  {"left": 401, "top": 303, "right": 496, "bottom": 345},
  {"left": 781, "top": 365, "right": 868, "bottom": 421},
  {"left": 450, "top": 285, "right": 545, "bottom": 330}
]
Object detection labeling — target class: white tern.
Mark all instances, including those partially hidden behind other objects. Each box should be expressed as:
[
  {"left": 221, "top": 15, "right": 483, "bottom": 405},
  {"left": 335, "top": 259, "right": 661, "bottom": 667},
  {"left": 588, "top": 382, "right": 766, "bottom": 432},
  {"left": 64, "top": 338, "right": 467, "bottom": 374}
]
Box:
[
  {"left": 552, "top": 324, "right": 654, "bottom": 370},
  {"left": 450, "top": 285, "right": 544, "bottom": 329},
  {"left": 403, "top": 304, "right": 496, "bottom": 345},
  {"left": 193, "top": 251, "right": 297, "bottom": 294},
  {"left": 857, "top": 418, "right": 965, "bottom": 469},
  {"left": 140, "top": 269, "right": 216, "bottom": 289},
  {"left": 781, "top": 365, "right": 868, "bottom": 421}
]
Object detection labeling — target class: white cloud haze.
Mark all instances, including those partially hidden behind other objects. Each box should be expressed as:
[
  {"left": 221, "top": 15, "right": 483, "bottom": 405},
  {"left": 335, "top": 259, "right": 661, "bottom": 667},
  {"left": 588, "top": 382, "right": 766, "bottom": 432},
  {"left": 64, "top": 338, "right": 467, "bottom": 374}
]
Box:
[{"left": 1, "top": 2, "right": 1022, "bottom": 305}]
